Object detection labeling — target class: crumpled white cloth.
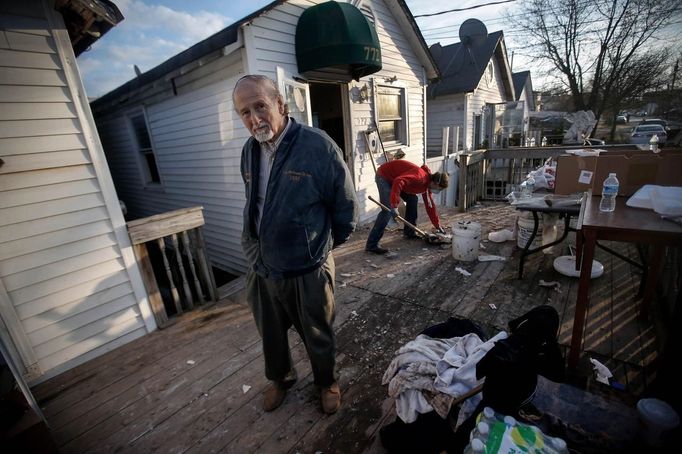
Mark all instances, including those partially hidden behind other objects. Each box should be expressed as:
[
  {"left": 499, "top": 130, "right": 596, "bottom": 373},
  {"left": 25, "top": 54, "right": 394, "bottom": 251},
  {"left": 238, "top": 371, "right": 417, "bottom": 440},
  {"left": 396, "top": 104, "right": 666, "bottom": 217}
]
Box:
[
  {"left": 382, "top": 331, "right": 508, "bottom": 423},
  {"left": 434, "top": 331, "right": 508, "bottom": 418}
]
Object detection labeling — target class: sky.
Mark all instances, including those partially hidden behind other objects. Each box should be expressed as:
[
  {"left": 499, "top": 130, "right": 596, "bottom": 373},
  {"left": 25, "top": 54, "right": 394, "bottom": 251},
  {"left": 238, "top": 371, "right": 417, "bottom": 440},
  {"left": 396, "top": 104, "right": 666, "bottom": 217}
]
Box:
[{"left": 78, "top": 0, "right": 530, "bottom": 98}]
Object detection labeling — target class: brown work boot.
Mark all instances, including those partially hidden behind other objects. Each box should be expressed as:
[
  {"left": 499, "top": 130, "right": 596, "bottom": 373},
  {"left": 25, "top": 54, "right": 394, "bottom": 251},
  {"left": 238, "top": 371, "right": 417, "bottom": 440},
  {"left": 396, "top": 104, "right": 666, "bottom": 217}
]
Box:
[
  {"left": 263, "top": 383, "right": 287, "bottom": 412},
  {"left": 320, "top": 382, "right": 341, "bottom": 414}
]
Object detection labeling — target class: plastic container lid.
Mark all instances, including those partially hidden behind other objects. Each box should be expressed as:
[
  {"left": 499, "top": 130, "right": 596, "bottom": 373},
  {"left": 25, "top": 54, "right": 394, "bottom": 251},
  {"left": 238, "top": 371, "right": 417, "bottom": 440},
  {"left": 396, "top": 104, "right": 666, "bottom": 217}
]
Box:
[
  {"left": 452, "top": 221, "right": 481, "bottom": 237},
  {"left": 553, "top": 255, "right": 604, "bottom": 279},
  {"left": 551, "top": 437, "right": 568, "bottom": 451},
  {"left": 503, "top": 415, "right": 517, "bottom": 426},
  {"left": 470, "top": 438, "right": 485, "bottom": 452},
  {"left": 477, "top": 421, "right": 489, "bottom": 436},
  {"left": 637, "top": 398, "right": 680, "bottom": 429}
]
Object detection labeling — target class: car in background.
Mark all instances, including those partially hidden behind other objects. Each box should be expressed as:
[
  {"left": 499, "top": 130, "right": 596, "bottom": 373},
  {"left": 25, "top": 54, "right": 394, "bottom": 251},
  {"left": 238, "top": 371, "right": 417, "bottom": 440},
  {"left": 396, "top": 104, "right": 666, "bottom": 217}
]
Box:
[
  {"left": 616, "top": 114, "right": 628, "bottom": 124},
  {"left": 636, "top": 111, "right": 647, "bottom": 116},
  {"left": 629, "top": 124, "right": 667, "bottom": 145},
  {"left": 640, "top": 118, "right": 669, "bottom": 131}
]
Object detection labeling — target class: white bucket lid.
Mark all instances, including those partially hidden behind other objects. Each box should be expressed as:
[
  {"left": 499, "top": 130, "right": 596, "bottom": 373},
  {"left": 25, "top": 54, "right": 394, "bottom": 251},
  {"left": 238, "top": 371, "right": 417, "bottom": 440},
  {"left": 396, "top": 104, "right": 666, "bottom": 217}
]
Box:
[
  {"left": 637, "top": 398, "right": 680, "bottom": 430},
  {"left": 553, "top": 255, "right": 604, "bottom": 279},
  {"left": 452, "top": 221, "right": 481, "bottom": 235}
]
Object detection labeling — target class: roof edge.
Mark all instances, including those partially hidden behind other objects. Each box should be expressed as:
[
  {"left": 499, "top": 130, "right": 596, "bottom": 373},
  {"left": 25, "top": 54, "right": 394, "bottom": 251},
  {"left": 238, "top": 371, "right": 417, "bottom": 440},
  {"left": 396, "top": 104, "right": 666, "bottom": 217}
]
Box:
[
  {"left": 90, "top": 0, "right": 285, "bottom": 111},
  {"left": 388, "top": 0, "right": 440, "bottom": 81}
]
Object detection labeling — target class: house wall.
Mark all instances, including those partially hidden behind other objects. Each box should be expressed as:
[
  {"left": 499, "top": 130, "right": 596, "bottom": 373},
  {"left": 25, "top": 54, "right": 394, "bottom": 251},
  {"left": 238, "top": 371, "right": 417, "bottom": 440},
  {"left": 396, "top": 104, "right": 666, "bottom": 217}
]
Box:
[
  {"left": 519, "top": 79, "right": 535, "bottom": 137},
  {"left": 426, "top": 93, "right": 466, "bottom": 155},
  {"left": 426, "top": 53, "right": 508, "bottom": 152},
  {"left": 244, "top": 0, "right": 429, "bottom": 224},
  {"left": 0, "top": 0, "right": 154, "bottom": 383},
  {"left": 95, "top": 50, "right": 247, "bottom": 274},
  {"left": 466, "top": 58, "right": 506, "bottom": 149}
]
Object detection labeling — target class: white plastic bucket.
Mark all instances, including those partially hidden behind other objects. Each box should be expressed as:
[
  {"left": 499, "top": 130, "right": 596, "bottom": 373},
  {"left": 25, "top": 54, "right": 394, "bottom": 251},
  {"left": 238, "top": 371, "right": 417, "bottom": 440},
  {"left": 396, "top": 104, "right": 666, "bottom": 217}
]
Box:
[
  {"left": 517, "top": 215, "right": 542, "bottom": 250},
  {"left": 452, "top": 221, "right": 481, "bottom": 261},
  {"left": 637, "top": 398, "right": 680, "bottom": 447}
]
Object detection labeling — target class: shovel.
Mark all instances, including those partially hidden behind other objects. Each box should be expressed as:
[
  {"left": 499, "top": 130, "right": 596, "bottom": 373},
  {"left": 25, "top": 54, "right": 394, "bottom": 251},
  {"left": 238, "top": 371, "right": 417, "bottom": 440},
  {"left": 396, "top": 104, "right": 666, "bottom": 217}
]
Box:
[{"left": 368, "top": 196, "right": 450, "bottom": 245}]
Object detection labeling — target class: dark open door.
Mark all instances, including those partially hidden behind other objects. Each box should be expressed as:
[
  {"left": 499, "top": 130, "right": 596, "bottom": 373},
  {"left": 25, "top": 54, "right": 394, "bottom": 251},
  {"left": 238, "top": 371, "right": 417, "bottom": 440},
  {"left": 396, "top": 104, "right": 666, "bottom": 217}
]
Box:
[{"left": 310, "top": 82, "right": 351, "bottom": 168}]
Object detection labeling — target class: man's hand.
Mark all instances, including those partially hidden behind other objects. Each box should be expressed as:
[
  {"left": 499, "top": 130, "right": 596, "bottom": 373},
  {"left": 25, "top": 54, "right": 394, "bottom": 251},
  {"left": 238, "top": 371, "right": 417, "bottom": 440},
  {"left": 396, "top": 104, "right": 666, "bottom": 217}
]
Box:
[{"left": 390, "top": 208, "right": 400, "bottom": 219}]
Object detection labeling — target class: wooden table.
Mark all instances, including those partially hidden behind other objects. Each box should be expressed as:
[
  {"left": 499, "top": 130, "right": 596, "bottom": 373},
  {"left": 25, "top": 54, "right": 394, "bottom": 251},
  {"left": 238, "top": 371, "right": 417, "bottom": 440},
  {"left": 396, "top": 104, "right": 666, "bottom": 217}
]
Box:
[{"left": 568, "top": 195, "right": 682, "bottom": 367}]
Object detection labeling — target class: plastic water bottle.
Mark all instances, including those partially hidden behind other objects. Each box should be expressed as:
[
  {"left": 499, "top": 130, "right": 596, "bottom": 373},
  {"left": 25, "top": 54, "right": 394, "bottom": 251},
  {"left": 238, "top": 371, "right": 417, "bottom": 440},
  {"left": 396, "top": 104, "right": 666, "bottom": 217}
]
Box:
[
  {"left": 522, "top": 175, "right": 535, "bottom": 198},
  {"left": 471, "top": 406, "right": 570, "bottom": 453},
  {"left": 463, "top": 438, "right": 485, "bottom": 453},
  {"left": 469, "top": 421, "right": 490, "bottom": 443},
  {"left": 548, "top": 436, "right": 570, "bottom": 454},
  {"left": 650, "top": 134, "right": 659, "bottom": 153},
  {"left": 599, "top": 173, "right": 619, "bottom": 212}
]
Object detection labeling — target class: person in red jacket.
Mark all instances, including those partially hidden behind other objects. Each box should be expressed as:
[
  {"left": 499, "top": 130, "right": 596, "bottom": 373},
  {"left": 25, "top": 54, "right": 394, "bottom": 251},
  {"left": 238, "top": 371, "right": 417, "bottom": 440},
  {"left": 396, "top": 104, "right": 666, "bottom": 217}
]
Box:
[{"left": 366, "top": 160, "right": 449, "bottom": 254}]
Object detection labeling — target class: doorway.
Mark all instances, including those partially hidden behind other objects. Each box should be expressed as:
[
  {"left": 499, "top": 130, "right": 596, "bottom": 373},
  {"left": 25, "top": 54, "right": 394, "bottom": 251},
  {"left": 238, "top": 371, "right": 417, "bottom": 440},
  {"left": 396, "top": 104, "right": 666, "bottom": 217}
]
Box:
[{"left": 309, "top": 82, "right": 350, "bottom": 168}]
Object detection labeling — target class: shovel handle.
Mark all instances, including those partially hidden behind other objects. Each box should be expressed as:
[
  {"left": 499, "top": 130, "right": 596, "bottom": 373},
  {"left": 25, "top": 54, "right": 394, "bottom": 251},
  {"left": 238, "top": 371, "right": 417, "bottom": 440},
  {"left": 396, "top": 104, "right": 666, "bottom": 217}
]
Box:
[{"left": 368, "top": 196, "right": 428, "bottom": 237}]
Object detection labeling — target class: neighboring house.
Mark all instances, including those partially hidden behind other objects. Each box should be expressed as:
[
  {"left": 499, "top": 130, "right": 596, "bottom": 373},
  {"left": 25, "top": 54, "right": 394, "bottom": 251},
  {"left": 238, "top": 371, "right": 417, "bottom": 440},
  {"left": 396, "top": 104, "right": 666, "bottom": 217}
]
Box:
[
  {"left": 0, "top": 0, "right": 156, "bottom": 385},
  {"left": 512, "top": 70, "right": 536, "bottom": 144},
  {"left": 426, "top": 30, "right": 516, "bottom": 155},
  {"left": 90, "top": 0, "right": 439, "bottom": 275}
]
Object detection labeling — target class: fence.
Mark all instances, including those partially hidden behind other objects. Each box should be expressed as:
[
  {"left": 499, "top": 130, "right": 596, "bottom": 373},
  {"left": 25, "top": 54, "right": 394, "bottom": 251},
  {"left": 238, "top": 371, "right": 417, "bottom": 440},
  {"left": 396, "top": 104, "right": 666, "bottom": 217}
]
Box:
[
  {"left": 126, "top": 206, "right": 218, "bottom": 327},
  {"left": 456, "top": 145, "right": 642, "bottom": 211}
]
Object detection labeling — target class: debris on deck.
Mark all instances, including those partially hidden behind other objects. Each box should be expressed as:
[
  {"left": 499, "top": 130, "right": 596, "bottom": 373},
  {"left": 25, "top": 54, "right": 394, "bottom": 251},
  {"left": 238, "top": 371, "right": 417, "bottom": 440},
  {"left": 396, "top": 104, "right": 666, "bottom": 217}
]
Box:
[{"left": 29, "top": 202, "right": 671, "bottom": 454}]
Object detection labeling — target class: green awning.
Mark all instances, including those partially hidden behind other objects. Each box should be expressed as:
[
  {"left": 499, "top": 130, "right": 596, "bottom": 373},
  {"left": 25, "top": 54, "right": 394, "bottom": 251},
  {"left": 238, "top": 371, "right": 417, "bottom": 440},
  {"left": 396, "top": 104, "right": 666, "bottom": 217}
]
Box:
[{"left": 295, "top": 1, "right": 382, "bottom": 82}]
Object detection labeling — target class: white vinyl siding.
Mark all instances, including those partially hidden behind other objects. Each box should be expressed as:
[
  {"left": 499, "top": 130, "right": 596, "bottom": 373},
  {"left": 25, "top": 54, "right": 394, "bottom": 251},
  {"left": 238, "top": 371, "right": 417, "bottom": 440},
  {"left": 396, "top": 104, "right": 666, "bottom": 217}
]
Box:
[
  {"left": 0, "top": 2, "right": 150, "bottom": 381},
  {"left": 351, "top": 0, "right": 428, "bottom": 222},
  {"left": 426, "top": 93, "right": 466, "bottom": 155},
  {"left": 427, "top": 55, "right": 508, "bottom": 151},
  {"left": 96, "top": 52, "right": 247, "bottom": 274},
  {"left": 467, "top": 57, "right": 506, "bottom": 149}
]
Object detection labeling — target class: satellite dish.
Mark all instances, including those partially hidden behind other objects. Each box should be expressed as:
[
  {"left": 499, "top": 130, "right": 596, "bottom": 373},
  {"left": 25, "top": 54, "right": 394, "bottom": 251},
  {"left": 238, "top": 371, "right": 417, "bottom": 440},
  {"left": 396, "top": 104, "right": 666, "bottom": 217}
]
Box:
[
  {"left": 459, "top": 18, "right": 488, "bottom": 48},
  {"left": 435, "top": 18, "right": 488, "bottom": 90}
]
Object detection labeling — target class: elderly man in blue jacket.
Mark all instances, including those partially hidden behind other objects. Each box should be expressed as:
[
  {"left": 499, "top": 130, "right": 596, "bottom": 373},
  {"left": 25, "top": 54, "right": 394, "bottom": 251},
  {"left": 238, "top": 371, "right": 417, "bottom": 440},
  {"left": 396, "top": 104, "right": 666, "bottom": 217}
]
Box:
[{"left": 234, "top": 75, "right": 358, "bottom": 414}]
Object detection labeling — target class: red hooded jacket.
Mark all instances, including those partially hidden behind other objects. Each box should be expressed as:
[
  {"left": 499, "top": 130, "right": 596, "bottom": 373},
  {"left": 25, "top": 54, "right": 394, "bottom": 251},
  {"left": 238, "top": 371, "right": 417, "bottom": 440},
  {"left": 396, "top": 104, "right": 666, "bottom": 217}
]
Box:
[{"left": 377, "top": 160, "right": 441, "bottom": 229}]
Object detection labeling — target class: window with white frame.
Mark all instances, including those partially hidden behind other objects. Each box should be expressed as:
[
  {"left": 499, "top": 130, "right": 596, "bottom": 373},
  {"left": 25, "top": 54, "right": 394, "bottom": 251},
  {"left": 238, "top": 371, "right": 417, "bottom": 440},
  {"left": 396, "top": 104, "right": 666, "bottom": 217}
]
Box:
[
  {"left": 376, "top": 84, "right": 408, "bottom": 146},
  {"left": 129, "top": 111, "right": 161, "bottom": 185}
]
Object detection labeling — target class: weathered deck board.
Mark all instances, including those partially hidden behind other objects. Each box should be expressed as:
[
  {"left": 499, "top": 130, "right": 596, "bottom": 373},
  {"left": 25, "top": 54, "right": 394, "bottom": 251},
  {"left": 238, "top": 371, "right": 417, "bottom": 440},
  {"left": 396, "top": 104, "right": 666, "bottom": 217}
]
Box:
[
  {"left": 31, "top": 202, "right": 665, "bottom": 453},
  {"left": 52, "top": 306, "right": 256, "bottom": 437}
]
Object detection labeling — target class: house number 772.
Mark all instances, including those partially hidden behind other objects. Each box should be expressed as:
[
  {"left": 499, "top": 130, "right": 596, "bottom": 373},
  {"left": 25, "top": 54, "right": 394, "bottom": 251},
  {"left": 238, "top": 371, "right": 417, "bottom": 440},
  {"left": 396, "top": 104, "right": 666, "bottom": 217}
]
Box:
[{"left": 364, "top": 46, "right": 381, "bottom": 63}]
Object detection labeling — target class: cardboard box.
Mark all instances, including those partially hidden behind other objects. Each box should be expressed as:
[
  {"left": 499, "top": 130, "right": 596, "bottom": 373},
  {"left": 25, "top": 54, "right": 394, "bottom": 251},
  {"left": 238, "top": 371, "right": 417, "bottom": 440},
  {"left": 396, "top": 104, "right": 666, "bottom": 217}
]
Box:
[
  {"left": 555, "top": 149, "right": 682, "bottom": 196},
  {"left": 554, "top": 155, "right": 597, "bottom": 195}
]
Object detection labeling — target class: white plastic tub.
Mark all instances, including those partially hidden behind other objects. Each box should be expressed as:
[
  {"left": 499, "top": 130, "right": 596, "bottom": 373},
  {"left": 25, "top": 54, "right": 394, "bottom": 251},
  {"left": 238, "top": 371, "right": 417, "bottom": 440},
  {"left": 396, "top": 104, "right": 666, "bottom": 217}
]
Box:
[
  {"left": 517, "top": 215, "right": 543, "bottom": 250},
  {"left": 637, "top": 398, "right": 680, "bottom": 447},
  {"left": 452, "top": 221, "right": 481, "bottom": 261}
]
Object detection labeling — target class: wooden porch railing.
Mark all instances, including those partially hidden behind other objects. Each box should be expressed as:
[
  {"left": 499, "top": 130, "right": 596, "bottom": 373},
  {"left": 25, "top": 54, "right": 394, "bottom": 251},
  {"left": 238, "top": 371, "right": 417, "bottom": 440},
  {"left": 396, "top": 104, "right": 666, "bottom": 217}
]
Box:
[
  {"left": 457, "top": 145, "right": 643, "bottom": 211},
  {"left": 457, "top": 149, "right": 487, "bottom": 212},
  {"left": 127, "top": 206, "right": 218, "bottom": 328}
]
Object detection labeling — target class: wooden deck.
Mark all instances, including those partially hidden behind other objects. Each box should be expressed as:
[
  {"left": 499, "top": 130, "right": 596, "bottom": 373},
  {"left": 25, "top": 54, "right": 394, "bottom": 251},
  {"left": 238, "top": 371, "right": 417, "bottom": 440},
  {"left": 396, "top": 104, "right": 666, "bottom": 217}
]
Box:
[{"left": 31, "top": 203, "right": 662, "bottom": 453}]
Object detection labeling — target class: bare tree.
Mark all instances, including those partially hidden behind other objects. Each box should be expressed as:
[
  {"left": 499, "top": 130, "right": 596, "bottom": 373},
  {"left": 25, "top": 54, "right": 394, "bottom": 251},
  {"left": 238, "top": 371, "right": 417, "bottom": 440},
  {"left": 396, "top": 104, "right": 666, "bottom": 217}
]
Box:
[
  {"left": 509, "top": 0, "right": 682, "bottom": 125},
  {"left": 605, "top": 49, "right": 669, "bottom": 140}
]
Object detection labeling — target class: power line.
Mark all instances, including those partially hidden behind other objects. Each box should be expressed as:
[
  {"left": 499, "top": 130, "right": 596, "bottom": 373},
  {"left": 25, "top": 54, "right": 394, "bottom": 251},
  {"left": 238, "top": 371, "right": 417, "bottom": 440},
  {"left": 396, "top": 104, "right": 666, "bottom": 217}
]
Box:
[
  {"left": 413, "top": 0, "right": 517, "bottom": 18},
  {"left": 416, "top": 0, "right": 599, "bottom": 30}
]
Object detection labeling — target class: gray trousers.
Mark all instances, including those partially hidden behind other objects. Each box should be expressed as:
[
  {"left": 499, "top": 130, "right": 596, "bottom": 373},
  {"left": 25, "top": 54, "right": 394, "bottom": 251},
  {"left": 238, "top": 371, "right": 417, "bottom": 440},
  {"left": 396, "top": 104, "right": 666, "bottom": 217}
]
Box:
[{"left": 246, "top": 254, "right": 336, "bottom": 387}]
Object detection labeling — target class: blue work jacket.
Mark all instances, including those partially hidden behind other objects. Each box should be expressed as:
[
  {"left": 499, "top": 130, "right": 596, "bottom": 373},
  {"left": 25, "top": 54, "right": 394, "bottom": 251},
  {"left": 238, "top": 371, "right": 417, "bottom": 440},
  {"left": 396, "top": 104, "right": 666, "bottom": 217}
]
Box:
[{"left": 240, "top": 119, "right": 358, "bottom": 279}]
